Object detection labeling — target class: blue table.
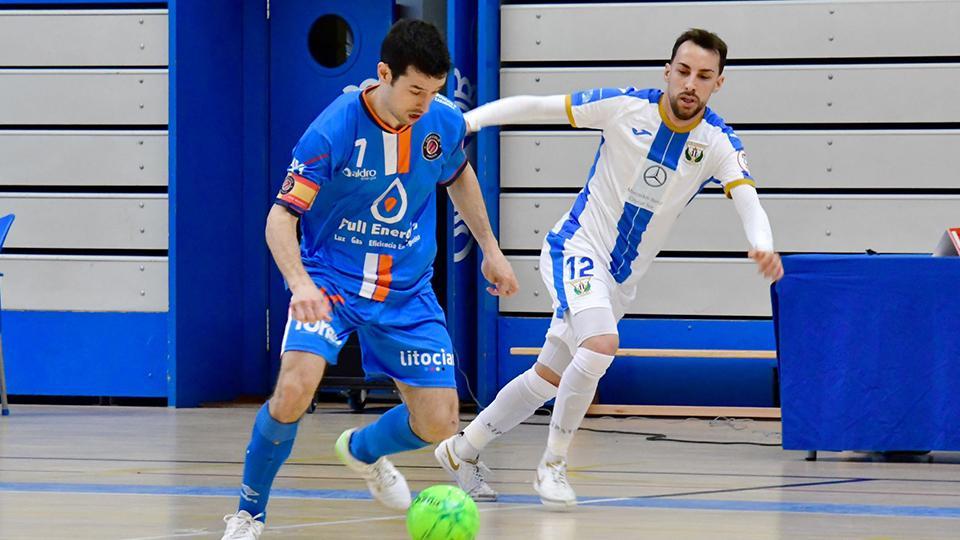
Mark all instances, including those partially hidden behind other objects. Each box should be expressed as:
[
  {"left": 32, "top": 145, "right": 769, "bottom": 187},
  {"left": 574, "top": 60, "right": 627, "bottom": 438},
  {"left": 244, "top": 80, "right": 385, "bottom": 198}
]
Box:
[{"left": 773, "top": 255, "right": 960, "bottom": 456}]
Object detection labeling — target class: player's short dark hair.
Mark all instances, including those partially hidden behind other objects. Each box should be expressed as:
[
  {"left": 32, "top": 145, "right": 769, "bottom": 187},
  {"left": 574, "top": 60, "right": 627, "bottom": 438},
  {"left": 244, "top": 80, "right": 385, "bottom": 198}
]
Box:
[
  {"left": 381, "top": 19, "right": 451, "bottom": 81},
  {"left": 671, "top": 29, "right": 728, "bottom": 74}
]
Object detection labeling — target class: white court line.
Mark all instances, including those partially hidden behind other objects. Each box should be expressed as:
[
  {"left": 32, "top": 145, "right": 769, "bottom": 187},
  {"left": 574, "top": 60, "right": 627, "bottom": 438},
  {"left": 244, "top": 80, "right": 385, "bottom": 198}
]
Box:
[
  {"left": 117, "top": 501, "right": 552, "bottom": 540},
  {"left": 118, "top": 515, "right": 405, "bottom": 540}
]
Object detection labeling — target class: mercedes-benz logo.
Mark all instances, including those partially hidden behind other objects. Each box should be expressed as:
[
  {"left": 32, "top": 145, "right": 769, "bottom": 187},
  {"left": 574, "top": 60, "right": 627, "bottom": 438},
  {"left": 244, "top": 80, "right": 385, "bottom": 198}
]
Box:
[{"left": 643, "top": 165, "right": 667, "bottom": 187}]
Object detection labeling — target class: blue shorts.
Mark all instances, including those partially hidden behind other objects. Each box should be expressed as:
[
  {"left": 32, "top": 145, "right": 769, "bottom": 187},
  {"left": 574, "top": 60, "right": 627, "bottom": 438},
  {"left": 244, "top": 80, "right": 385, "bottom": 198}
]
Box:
[{"left": 280, "top": 278, "right": 456, "bottom": 388}]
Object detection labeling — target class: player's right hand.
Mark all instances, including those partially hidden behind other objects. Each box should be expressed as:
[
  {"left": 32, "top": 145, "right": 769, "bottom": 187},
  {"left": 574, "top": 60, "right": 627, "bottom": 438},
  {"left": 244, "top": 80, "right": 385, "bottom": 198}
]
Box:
[
  {"left": 749, "top": 250, "right": 784, "bottom": 282},
  {"left": 289, "top": 282, "right": 332, "bottom": 324},
  {"left": 481, "top": 248, "right": 520, "bottom": 297}
]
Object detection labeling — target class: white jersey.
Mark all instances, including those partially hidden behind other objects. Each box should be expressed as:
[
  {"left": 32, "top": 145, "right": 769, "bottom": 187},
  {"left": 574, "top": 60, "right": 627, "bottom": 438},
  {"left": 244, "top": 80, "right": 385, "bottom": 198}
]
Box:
[{"left": 543, "top": 87, "right": 754, "bottom": 317}]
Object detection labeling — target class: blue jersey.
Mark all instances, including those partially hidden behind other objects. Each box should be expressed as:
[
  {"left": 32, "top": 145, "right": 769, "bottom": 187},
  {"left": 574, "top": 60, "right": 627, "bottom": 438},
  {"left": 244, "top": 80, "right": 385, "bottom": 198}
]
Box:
[{"left": 276, "top": 86, "right": 468, "bottom": 301}]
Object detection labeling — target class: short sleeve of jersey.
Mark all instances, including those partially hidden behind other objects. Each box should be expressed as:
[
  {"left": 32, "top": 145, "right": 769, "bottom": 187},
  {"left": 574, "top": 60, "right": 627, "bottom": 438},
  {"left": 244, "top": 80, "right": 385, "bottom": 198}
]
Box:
[
  {"left": 276, "top": 126, "right": 340, "bottom": 215},
  {"left": 438, "top": 108, "right": 468, "bottom": 186},
  {"left": 711, "top": 126, "right": 756, "bottom": 199},
  {"left": 567, "top": 87, "right": 633, "bottom": 130}
]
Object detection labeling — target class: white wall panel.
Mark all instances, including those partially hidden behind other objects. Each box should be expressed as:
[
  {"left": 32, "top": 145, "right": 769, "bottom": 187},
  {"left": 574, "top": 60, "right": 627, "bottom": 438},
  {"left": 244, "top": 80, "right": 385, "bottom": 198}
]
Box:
[
  {"left": 0, "top": 10, "right": 167, "bottom": 66},
  {"left": 0, "top": 131, "right": 167, "bottom": 186},
  {"left": 501, "top": 255, "right": 772, "bottom": 316},
  {"left": 502, "top": 1, "right": 960, "bottom": 61},
  {"left": 0, "top": 194, "right": 168, "bottom": 249},
  {"left": 501, "top": 194, "right": 959, "bottom": 253},
  {"left": 0, "top": 70, "right": 167, "bottom": 125},
  {"left": 0, "top": 255, "right": 167, "bottom": 312},
  {"left": 501, "top": 65, "right": 960, "bottom": 124},
  {"left": 501, "top": 130, "right": 960, "bottom": 190}
]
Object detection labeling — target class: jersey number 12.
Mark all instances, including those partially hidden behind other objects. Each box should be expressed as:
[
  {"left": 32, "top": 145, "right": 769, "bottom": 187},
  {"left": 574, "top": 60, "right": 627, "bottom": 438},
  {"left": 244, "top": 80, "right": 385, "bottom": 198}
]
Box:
[{"left": 565, "top": 256, "right": 594, "bottom": 280}]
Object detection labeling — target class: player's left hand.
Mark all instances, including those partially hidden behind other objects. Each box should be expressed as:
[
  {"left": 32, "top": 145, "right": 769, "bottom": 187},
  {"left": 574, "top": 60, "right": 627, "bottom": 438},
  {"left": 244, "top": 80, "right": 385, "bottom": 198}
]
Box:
[
  {"left": 749, "top": 250, "right": 784, "bottom": 281},
  {"left": 481, "top": 249, "right": 519, "bottom": 297}
]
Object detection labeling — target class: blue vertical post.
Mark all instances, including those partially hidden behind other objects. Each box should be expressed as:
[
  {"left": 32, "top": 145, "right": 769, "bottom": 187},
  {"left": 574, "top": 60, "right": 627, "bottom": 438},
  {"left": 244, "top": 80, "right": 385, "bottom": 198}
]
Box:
[
  {"left": 446, "top": 0, "right": 480, "bottom": 401},
  {"left": 168, "top": 0, "right": 245, "bottom": 406},
  {"left": 239, "top": 0, "right": 271, "bottom": 395},
  {"left": 475, "top": 0, "right": 500, "bottom": 405}
]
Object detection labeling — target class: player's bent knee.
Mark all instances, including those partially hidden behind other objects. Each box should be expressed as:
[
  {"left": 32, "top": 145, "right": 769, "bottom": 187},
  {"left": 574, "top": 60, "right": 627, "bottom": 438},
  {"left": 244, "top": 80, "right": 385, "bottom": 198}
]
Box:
[
  {"left": 269, "top": 400, "right": 308, "bottom": 423},
  {"left": 270, "top": 378, "right": 313, "bottom": 421},
  {"left": 409, "top": 404, "right": 459, "bottom": 443},
  {"left": 274, "top": 375, "right": 313, "bottom": 402},
  {"left": 270, "top": 352, "right": 326, "bottom": 421},
  {"left": 581, "top": 334, "right": 619, "bottom": 356}
]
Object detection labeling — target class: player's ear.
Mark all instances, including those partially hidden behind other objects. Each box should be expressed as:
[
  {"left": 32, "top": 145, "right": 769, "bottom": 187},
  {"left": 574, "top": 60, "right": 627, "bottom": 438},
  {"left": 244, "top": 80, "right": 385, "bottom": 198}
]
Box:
[
  {"left": 377, "top": 62, "right": 391, "bottom": 84},
  {"left": 713, "top": 73, "right": 725, "bottom": 93},
  {"left": 663, "top": 63, "right": 671, "bottom": 83}
]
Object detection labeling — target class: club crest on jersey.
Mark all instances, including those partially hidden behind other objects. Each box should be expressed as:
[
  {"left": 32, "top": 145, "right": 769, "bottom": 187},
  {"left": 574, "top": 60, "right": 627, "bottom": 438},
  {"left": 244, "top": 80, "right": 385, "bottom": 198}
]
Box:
[
  {"left": 571, "top": 278, "right": 592, "bottom": 296},
  {"left": 422, "top": 133, "right": 442, "bottom": 161},
  {"left": 280, "top": 174, "right": 295, "bottom": 195},
  {"left": 370, "top": 178, "right": 409, "bottom": 224},
  {"left": 684, "top": 142, "right": 706, "bottom": 164}
]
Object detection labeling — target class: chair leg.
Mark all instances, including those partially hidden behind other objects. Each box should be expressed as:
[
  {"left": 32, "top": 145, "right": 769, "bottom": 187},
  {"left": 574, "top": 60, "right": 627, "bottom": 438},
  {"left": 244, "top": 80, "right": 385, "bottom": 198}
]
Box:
[{"left": 0, "top": 333, "right": 9, "bottom": 416}]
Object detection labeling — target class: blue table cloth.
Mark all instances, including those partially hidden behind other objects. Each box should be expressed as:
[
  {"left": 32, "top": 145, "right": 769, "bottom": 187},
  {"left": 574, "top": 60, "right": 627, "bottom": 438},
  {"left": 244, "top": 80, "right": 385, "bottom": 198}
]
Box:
[{"left": 773, "top": 255, "right": 960, "bottom": 451}]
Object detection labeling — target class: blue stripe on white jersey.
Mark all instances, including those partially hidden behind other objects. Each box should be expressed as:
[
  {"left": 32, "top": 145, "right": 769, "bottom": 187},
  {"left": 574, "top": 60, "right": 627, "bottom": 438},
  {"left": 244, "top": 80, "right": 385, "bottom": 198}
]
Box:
[
  {"left": 648, "top": 126, "right": 690, "bottom": 171},
  {"left": 704, "top": 109, "right": 743, "bottom": 150},
  {"left": 685, "top": 176, "right": 723, "bottom": 207},
  {"left": 608, "top": 205, "right": 654, "bottom": 283},
  {"left": 704, "top": 109, "right": 752, "bottom": 179},
  {"left": 629, "top": 88, "right": 662, "bottom": 104},
  {"left": 548, "top": 136, "right": 605, "bottom": 316},
  {"left": 608, "top": 123, "right": 689, "bottom": 283},
  {"left": 571, "top": 88, "right": 626, "bottom": 107}
]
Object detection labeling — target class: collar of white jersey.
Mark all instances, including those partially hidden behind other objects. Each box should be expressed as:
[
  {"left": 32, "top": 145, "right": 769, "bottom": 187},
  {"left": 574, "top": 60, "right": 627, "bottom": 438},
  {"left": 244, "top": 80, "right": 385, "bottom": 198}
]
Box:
[{"left": 657, "top": 94, "right": 703, "bottom": 134}]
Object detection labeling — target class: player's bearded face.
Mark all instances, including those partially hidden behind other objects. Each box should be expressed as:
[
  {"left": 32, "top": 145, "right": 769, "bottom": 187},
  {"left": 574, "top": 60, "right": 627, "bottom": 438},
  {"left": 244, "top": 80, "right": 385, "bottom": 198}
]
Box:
[
  {"left": 386, "top": 67, "right": 447, "bottom": 125},
  {"left": 665, "top": 42, "right": 724, "bottom": 121}
]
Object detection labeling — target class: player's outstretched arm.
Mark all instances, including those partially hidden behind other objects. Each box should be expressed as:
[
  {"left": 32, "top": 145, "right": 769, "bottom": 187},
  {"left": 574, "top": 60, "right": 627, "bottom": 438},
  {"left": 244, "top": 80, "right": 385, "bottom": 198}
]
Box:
[
  {"left": 446, "top": 162, "right": 519, "bottom": 297},
  {"left": 463, "top": 95, "right": 567, "bottom": 133},
  {"left": 729, "top": 184, "right": 784, "bottom": 281},
  {"left": 265, "top": 204, "right": 331, "bottom": 323}
]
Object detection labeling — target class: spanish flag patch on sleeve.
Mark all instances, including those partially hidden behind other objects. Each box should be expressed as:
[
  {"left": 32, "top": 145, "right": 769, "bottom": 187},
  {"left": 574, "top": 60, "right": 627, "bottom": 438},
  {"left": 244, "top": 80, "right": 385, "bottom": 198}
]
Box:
[{"left": 277, "top": 173, "right": 320, "bottom": 213}]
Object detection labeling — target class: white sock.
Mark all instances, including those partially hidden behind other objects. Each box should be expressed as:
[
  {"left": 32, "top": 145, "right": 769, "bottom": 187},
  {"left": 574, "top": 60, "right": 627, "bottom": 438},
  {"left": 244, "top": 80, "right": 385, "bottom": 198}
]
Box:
[
  {"left": 545, "top": 348, "right": 614, "bottom": 460},
  {"left": 452, "top": 432, "right": 481, "bottom": 460},
  {"left": 459, "top": 367, "right": 558, "bottom": 458}
]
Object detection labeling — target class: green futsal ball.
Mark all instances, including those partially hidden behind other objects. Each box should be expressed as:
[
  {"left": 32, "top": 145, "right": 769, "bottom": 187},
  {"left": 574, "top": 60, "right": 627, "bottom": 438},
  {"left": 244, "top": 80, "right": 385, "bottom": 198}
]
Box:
[{"left": 406, "top": 484, "right": 479, "bottom": 540}]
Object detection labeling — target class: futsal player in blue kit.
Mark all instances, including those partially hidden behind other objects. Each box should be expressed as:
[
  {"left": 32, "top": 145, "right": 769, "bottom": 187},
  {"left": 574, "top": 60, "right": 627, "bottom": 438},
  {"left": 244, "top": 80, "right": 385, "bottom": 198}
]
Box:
[{"left": 221, "top": 20, "right": 518, "bottom": 539}]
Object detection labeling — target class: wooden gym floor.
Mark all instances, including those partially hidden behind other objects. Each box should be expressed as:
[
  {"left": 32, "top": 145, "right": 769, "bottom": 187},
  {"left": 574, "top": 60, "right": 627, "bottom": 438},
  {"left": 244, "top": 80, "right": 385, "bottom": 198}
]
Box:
[{"left": 1, "top": 404, "right": 958, "bottom": 539}]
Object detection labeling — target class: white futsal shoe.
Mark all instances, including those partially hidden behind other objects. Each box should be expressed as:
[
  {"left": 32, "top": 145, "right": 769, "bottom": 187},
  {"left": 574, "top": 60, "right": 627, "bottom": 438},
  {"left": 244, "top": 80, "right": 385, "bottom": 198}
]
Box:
[
  {"left": 434, "top": 435, "right": 498, "bottom": 502},
  {"left": 221, "top": 510, "right": 264, "bottom": 540},
  {"left": 534, "top": 458, "right": 577, "bottom": 509},
  {"left": 335, "top": 428, "right": 412, "bottom": 510}
]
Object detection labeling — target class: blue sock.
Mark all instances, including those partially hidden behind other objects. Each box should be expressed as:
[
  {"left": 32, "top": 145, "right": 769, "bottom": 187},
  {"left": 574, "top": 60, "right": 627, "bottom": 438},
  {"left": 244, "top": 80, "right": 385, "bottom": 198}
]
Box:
[
  {"left": 348, "top": 404, "right": 428, "bottom": 464},
  {"left": 237, "top": 403, "right": 299, "bottom": 521}
]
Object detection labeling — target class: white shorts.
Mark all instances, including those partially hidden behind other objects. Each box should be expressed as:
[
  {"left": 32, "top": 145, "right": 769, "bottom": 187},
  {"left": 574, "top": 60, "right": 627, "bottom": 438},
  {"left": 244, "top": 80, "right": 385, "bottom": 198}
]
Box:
[
  {"left": 537, "top": 238, "right": 626, "bottom": 365},
  {"left": 538, "top": 238, "right": 629, "bottom": 320}
]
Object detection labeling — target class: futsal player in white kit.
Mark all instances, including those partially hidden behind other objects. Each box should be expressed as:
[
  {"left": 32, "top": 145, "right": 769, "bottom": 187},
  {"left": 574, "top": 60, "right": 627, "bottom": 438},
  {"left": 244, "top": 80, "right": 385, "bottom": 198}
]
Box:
[{"left": 435, "top": 29, "right": 784, "bottom": 507}]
